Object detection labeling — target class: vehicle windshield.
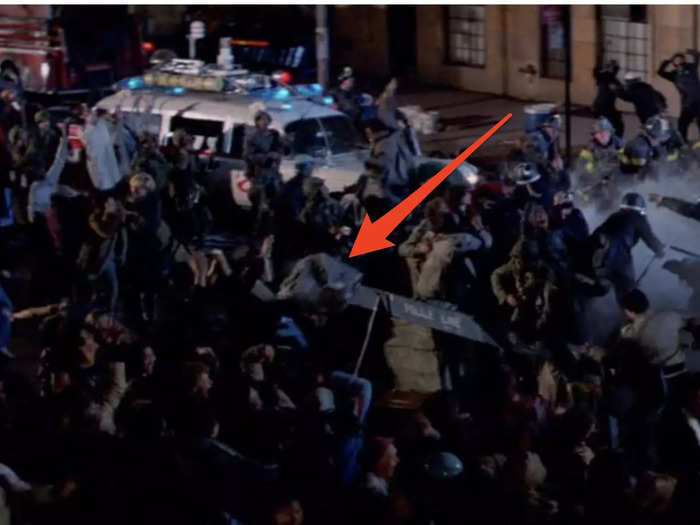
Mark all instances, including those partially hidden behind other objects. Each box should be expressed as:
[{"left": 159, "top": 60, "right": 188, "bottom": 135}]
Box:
[{"left": 285, "top": 115, "right": 366, "bottom": 157}]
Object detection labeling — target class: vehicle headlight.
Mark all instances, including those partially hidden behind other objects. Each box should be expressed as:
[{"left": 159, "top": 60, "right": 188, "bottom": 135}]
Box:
[
  {"left": 40, "top": 62, "right": 49, "bottom": 80},
  {"left": 466, "top": 172, "right": 479, "bottom": 185}
]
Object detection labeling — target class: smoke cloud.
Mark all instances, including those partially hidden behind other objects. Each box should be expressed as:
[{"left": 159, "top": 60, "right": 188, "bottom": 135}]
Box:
[{"left": 577, "top": 170, "right": 700, "bottom": 345}]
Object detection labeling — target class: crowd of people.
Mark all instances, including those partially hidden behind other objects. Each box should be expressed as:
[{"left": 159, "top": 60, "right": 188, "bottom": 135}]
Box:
[{"left": 0, "top": 51, "right": 698, "bottom": 525}]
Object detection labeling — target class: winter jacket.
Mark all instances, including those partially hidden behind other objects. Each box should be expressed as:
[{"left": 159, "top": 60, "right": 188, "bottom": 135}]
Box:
[
  {"left": 658, "top": 51, "right": 700, "bottom": 106},
  {"left": 592, "top": 209, "right": 664, "bottom": 272},
  {"left": 593, "top": 65, "right": 622, "bottom": 117},
  {"left": 617, "top": 81, "right": 667, "bottom": 123}
]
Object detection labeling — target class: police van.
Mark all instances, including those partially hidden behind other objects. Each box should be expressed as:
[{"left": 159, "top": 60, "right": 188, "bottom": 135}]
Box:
[{"left": 95, "top": 58, "right": 478, "bottom": 208}]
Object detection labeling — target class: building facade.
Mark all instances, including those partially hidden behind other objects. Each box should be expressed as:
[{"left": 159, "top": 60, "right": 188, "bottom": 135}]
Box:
[{"left": 333, "top": 5, "right": 700, "bottom": 117}]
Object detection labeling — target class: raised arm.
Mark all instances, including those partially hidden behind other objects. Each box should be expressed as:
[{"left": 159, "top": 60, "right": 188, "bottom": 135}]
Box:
[{"left": 657, "top": 58, "right": 676, "bottom": 82}]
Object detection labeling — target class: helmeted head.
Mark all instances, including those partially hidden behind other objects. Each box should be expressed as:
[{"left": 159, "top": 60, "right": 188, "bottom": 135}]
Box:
[
  {"left": 254, "top": 110, "right": 272, "bottom": 130},
  {"left": 513, "top": 162, "right": 541, "bottom": 186},
  {"left": 541, "top": 113, "right": 562, "bottom": 138},
  {"left": 338, "top": 66, "right": 354, "bottom": 90},
  {"left": 620, "top": 192, "right": 646, "bottom": 215},
  {"left": 553, "top": 190, "right": 575, "bottom": 207},
  {"left": 424, "top": 452, "right": 464, "bottom": 481},
  {"left": 294, "top": 154, "right": 315, "bottom": 178},
  {"left": 645, "top": 116, "right": 671, "bottom": 143},
  {"left": 592, "top": 116, "right": 614, "bottom": 145},
  {"left": 624, "top": 71, "right": 642, "bottom": 85}
]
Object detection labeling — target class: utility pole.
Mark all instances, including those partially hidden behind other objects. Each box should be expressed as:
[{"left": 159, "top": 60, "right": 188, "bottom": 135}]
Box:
[
  {"left": 316, "top": 5, "right": 329, "bottom": 87},
  {"left": 563, "top": 5, "right": 572, "bottom": 163}
]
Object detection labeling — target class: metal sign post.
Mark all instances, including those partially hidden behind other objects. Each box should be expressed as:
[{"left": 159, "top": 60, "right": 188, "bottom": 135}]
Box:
[{"left": 563, "top": 5, "right": 572, "bottom": 164}]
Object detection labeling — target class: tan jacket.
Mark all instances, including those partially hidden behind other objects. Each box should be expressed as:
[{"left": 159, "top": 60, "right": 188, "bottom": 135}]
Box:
[{"left": 399, "top": 220, "right": 455, "bottom": 300}]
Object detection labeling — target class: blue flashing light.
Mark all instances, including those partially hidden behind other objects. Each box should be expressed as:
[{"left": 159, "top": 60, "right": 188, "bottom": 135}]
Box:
[
  {"left": 322, "top": 96, "right": 334, "bottom": 105},
  {"left": 126, "top": 76, "right": 145, "bottom": 90},
  {"left": 311, "top": 83, "right": 323, "bottom": 93},
  {"left": 273, "top": 88, "right": 290, "bottom": 100},
  {"left": 282, "top": 103, "right": 293, "bottom": 110},
  {"left": 172, "top": 86, "right": 186, "bottom": 95}
]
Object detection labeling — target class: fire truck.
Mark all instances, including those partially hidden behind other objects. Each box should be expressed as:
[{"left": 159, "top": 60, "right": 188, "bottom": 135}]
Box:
[{"left": 0, "top": 5, "right": 145, "bottom": 96}]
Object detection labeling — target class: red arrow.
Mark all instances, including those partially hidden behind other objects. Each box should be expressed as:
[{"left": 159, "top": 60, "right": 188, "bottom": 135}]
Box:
[{"left": 349, "top": 113, "right": 512, "bottom": 258}]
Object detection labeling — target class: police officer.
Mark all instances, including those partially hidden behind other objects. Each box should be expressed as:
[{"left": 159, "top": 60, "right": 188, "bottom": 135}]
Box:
[
  {"left": 593, "top": 60, "right": 624, "bottom": 138},
  {"left": 511, "top": 161, "right": 553, "bottom": 209},
  {"left": 591, "top": 192, "right": 665, "bottom": 303},
  {"left": 523, "top": 113, "right": 563, "bottom": 169},
  {"left": 576, "top": 117, "right": 624, "bottom": 208},
  {"left": 619, "top": 116, "right": 681, "bottom": 178},
  {"left": 577, "top": 117, "right": 623, "bottom": 181},
  {"left": 658, "top": 50, "right": 700, "bottom": 142},
  {"left": 617, "top": 72, "right": 667, "bottom": 124},
  {"left": 649, "top": 192, "right": 700, "bottom": 222},
  {"left": 244, "top": 110, "right": 285, "bottom": 230},
  {"left": 328, "top": 66, "right": 363, "bottom": 125}
]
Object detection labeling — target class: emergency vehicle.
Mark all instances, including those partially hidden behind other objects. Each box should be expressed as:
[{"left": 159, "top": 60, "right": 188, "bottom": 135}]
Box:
[
  {"left": 95, "top": 57, "right": 478, "bottom": 208},
  {"left": 0, "top": 5, "right": 144, "bottom": 95}
]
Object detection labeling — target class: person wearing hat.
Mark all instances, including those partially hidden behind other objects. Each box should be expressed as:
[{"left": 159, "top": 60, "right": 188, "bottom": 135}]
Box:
[
  {"left": 510, "top": 162, "right": 554, "bottom": 210},
  {"left": 619, "top": 116, "right": 683, "bottom": 177},
  {"left": 328, "top": 66, "right": 363, "bottom": 124},
  {"left": 593, "top": 60, "right": 624, "bottom": 138},
  {"left": 617, "top": 72, "right": 667, "bottom": 124},
  {"left": 244, "top": 109, "right": 284, "bottom": 232},
  {"left": 658, "top": 49, "right": 700, "bottom": 141},
  {"left": 590, "top": 193, "right": 664, "bottom": 303},
  {"left": 576, "top": 117, "right": 624, "bottom": 207},
  {"left": 522, "top": 113, "right": 563, "bottom": 173}
]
